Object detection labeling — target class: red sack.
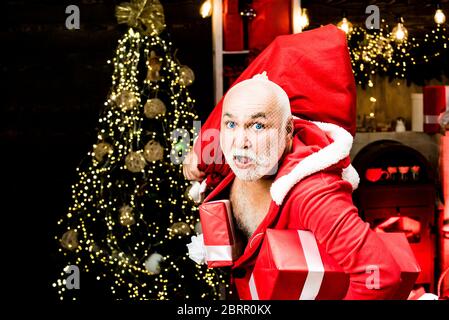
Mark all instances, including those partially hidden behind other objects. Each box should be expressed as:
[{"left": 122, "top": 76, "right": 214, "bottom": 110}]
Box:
[{"left": 250, "top": 229, "right": 349, "bottom": 300}]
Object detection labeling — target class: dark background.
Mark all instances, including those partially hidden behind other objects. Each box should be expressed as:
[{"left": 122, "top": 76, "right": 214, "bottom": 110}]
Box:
[{"left": 3, "top": 0, "right": 213, "bottom": 302}]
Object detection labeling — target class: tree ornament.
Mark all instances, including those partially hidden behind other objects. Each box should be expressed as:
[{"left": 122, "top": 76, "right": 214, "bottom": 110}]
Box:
[
  {"left": 144, "top": 98, "right": 166, "bottom": 118},
  {"left": 93, "top": 142, "right": 113, "bottom": 161},
  {"left": 115, "top": 0, "right": 165, "bottom": 35},
  {"left": 143, "top": 140, "right": 164, "bottom": 162},
  {"left": 60, "top": 229, "right": 79, "bottom": 251},
  {"left": 113, "top": 90, "right": 138, "bottom": 111},
  {"left": 179, "top": 65, "right": 195, "bottom": 86},
  {"left": 119, "top": 205, "right": 136, "bottom": 226},
  {"left": 125, "top": 151, "right": 146, "bottom": 172},
  {"left": 146, "top": 51, "right": 163, "bottom": 82}
]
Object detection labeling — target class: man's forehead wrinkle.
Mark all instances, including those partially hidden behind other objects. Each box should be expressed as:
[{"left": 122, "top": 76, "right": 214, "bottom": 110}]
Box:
[
  {"left": 250, "top": 112, "right": 267, "bottom": 119},
  {"left": 222, "top": 107, "right": 275, "bottom": 120}
]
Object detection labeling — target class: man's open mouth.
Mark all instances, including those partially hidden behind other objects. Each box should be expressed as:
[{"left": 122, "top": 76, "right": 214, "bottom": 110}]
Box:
[{"left": 233, "top": 155, "right": 255, "bottom": 168}]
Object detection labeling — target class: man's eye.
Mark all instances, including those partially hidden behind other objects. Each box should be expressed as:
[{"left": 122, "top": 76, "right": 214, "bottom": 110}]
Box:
[
  {"left": 252, "top": 123, "right": 265, "bottom": 130},
  {"left": 226, "top": 121, "right": 236, "bottom": 129}
]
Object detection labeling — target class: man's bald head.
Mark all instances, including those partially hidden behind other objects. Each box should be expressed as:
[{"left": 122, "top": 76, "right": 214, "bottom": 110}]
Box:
[{"left": 223, "top": 72, "right": 292, "bottom": 126}]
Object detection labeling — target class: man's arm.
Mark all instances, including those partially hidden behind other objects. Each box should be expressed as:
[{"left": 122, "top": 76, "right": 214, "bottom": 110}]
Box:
[{"left": 294, "top": 171, "right": 402, "bottom": 299}]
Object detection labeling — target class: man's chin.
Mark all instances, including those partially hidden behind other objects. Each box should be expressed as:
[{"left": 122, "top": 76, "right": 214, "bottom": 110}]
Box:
[
  {"left": 230, "top": 165, "right": 270, "bottom": 181},
  {"left": 230, "top": 166, "right": 258, "bottom": 181}
]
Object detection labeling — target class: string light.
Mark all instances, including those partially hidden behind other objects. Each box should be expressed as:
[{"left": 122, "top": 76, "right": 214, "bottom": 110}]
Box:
[
  {"left": 347, "top": 21, "right": 448, "bottom": 88},
  {"left": 434, "top": 4, "right": 446, "bottom": 25},
  {"left": 337, "top": 11, "right": 353, "bottom": 35},
  {"left": 54, "top": 28, "right": 229, "bottom": 300},
  {"left": 200, "top": 0, "right": 212, "bottom": 18},
  {"left": 391, "top": 17, "right": 408, "bottom": 43}
]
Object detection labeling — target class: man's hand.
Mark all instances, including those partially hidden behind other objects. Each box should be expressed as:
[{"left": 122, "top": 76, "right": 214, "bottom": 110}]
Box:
[{"left": 182, "top": 150, "right": 205, "bottom": 181}]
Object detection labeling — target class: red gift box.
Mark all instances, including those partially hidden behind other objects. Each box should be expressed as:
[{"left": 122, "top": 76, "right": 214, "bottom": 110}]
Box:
[
  {"left": 250, "top": 229, "right": 349, "bottom": 300},
  {"left": 423, "top": 85, "right": 449, "bottom": 133},
  {"left": 377, "top": 232, "right": 421, "bottom": 299},
  {"left": 199, "top": 199, "right": 240, "bottom": 267}
]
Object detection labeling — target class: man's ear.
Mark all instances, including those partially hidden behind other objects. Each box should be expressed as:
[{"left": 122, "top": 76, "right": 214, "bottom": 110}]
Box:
[{"left": 285, "top": 116, "right": 294, "bottom": 139}]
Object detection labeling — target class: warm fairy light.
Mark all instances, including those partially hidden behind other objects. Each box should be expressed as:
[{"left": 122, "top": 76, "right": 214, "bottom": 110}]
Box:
[
  {"left": 348, "top": 22, "right": 448, "bottom": 88},
  {"left": 434, "top": 8, "right": 446, "bottom": 25},
  {"left": 392, "top": 21, "right": 408, "bottom": 43},
  {"left": 337, "top": 17, "right": 353, "bottom": 34},
  {"left": 200, "top": 0, "right": 212, "bottom": 18}
]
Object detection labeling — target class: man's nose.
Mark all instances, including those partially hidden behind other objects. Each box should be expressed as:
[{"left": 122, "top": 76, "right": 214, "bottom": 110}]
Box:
[{"left": 234, "top": 128, "right": 251, "bottom": 150}]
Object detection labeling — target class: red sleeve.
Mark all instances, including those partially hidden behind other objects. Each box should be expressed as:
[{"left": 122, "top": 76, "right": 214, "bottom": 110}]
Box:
[{"left": 295, "top": 172, "right": 402, "bottom": 299}]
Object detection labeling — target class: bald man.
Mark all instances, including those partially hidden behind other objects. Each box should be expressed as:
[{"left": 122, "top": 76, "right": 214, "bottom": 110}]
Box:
[
  {"left": 220, "top": 73, "right": 293, "bottom": 237},
  {"left": 184, "top": 73, "right": 402, "bottom": 300}
]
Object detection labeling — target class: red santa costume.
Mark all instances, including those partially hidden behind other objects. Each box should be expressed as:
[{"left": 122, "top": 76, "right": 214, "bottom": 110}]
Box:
[{"left": 189, "top": 25, "right": 402, "bottom": 299}]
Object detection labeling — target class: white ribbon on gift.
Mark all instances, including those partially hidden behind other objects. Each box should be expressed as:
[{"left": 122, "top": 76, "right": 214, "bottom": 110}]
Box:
[
  {"left": 425, "top": 86, "right": 449, "bottom": 124},
  {"left": 298, "top": 230, "right": 325, "bottom": 300},
  {"left": 187, "top": 235, "right": 234, "bottom": 264},
  {"left": 205, "top": 245, "right": 233, "bottom": 261},
  {"left": 249, "top": 230, "right": 325, "bottom": 300}
]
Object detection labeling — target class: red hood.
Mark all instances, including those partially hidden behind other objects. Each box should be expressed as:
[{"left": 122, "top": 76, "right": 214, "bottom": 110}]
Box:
[
  {"left": 277, "top": 119, "right": 350, "bottom": 178},
  {"left": 270, "top": 117, "right": 358, "bottom": 205}
]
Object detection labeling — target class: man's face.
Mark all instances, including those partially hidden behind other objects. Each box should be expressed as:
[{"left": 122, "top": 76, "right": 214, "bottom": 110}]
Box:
[{"left": 220, "top": 97, "right": 289, "bottom": 181}]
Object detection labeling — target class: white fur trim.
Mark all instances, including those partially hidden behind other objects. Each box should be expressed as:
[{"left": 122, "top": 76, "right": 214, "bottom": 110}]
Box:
[
  {"left": 270, "top": 119, "right": 359, "bottom": 206},
  {"left": 188, "top": 180, "right": 207, "bottom": 204},
  {"left": 342, "top": 164, "right": 360, "bottom": 190}
]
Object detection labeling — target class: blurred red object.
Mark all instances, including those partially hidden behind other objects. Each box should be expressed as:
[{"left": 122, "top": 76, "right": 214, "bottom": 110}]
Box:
[
  {"left": 398, "top": 166, "right": 410, "bottom": 174},
  {"left": 388, "top": 167, "right": 398, "bottom": 174},
  {"left": 374, "top": 216, "right": 421, "bottom": 242},
  {"left": 365, "top": 168, "right": 389, "bottom": 182},
  {"left": 249, "top": 0, "right": 291, "bottom": 51},
  {"left": 223, "top": 0, "right": 244, "bottom": 51},
  {"left": 411, "top": 165, "right": 420, "bottom": 173}
]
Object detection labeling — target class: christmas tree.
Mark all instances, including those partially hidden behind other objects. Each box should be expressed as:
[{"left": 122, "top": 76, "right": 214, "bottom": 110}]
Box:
[{"left": 53, "top": 0, "right": 227, "bottom": 300}]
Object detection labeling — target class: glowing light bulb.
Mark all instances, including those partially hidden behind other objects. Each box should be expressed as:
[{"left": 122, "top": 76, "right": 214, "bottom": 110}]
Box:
[
  {"left": 200, "top": 0, "right": 212, "bottom": 18},
  {"left": 299, "top": 8, "right": 309, "bottom": 29},
  {"left": 337, "top": 17, "right": 353, "bottom": 34},
  {"left": 434, "top": 9, "right": 446, "bottom": 24},
  {"left": 391, "top": 22, "right": 408, "bottom": 43}
]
